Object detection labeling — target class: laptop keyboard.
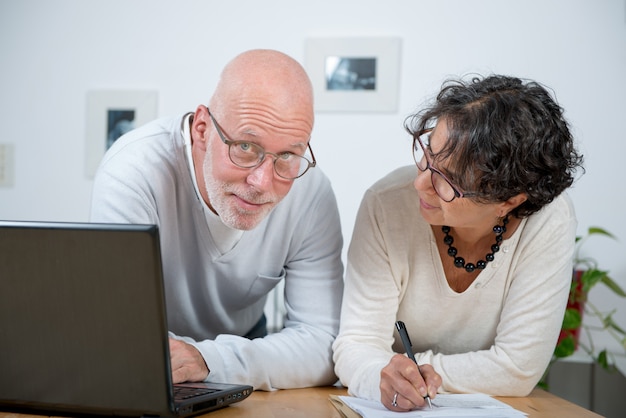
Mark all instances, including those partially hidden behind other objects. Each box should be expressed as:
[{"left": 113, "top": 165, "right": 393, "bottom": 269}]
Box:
[{"left": 173, "top": 385, "right": 219, "bottom": 400}]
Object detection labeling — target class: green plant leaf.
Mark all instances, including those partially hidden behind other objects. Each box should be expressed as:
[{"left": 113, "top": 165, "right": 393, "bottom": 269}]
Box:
[
  {"left": 587, "top": 227, "right": 616, "bottom": 240},
  {"left": 562, "top": 308, "right": 582, "bottom": 330},
  {"left": 574, "top": 226, "right": 617, "bottom": 271},
  {"left": 605, "top": 313, "right": 626, "bottom": 335},
  {"left": 600, "top": 275, "right": 626, "bottom": 297},
  {"left": 595, "top": 350, "right": 618, "bottom": 372},
  {"left": 580, "top": 269, "right": 606, "bottom": 293},
  {"left": 554, "top": 335, "right": 576, "bottom": 358},
  {"left": 597, "top": 350, "right": 609, "bottom": 370}
]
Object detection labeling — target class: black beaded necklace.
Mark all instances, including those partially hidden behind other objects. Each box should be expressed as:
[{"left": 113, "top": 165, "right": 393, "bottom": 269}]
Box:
[{"left": 442, "top": 215, "right": 509, "bottom": 273}]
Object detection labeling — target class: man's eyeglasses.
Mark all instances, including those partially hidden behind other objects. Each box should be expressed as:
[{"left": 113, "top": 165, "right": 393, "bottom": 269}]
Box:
[
  {"left": 207, "top": 107, "right": 316, "bottom": 180},
  {"left": 411, "top": 128, "right": 477, "bottom": 202}
]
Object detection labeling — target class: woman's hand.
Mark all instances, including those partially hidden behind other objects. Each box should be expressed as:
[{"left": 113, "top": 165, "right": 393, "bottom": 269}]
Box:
[{"left": 380, "top": 354, "right": 441, "bottom": 411}]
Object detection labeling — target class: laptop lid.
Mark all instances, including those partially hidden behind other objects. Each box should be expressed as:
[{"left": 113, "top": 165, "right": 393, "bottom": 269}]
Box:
[{"left": 0, "top": 220, "right": 251, "bottom": 417}]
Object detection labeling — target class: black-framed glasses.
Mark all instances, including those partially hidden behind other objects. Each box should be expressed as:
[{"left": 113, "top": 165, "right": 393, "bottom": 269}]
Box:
[
  {"left": 411, "top": 128, "right": 477, "bottom": 202},
  {"left": 207, "top": 107, "right": 316, "bottom": 180}
]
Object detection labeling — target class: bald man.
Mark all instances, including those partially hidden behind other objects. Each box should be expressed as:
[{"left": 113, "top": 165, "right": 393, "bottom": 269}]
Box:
[{"left": 90, "top": 50, "right": 344, "bottom": 390}]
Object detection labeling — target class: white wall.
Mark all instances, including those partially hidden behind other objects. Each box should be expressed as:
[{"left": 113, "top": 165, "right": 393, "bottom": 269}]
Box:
[{"left": 1, "top": 0, "right": 625, "bottom": 369}]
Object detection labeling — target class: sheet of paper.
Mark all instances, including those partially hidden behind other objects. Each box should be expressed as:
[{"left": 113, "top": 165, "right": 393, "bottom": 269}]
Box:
[{"left": 338, "top": 393, "right": 527, "bottom": 418}]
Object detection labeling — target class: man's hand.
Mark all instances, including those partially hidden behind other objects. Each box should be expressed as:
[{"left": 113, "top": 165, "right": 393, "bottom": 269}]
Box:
[{"left": 169, "top": 338, "right": 210, "bottom": 383}]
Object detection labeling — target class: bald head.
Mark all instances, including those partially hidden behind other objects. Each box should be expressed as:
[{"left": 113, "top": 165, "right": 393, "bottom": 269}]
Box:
[{"left": 208, "top": 50, "right": 314, "bottom": 133}]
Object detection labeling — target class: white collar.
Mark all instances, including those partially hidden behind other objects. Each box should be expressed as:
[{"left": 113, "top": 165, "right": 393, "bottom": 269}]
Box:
[{"left": 182, "top": 113, "right": 243, "bottom": 252}]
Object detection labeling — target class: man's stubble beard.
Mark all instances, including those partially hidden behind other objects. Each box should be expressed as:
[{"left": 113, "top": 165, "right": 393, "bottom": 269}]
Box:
[{"left": 202, "top": 151, "right": 281, "bottom": 231}]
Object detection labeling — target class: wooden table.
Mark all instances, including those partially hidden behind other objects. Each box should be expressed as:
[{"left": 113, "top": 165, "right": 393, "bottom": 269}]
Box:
[
  {"left": 206, "top": 386, "right": 603, "bottom": 418},
  {"left": 0, "top": 386, "right": 604, "bottom": 418}
]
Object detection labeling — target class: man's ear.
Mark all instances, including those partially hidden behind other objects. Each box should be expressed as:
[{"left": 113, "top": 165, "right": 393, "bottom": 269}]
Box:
[{"left": 190, "top": 105, "right": 209, "bottom": 150}]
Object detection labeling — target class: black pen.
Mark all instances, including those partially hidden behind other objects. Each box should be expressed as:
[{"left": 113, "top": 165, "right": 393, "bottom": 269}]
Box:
[{"left": 395, "top": 320, "right": 433, "bottom": 409}]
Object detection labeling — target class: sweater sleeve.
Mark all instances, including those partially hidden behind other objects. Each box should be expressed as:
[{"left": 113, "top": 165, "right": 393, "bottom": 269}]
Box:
[{"left": 333, "top": 188, "right": 403, "bottom": 400}]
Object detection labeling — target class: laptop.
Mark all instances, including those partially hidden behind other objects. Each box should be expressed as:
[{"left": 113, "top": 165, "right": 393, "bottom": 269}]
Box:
[{"left": 0, "top": 220, "right": 253, "bottom": 417}]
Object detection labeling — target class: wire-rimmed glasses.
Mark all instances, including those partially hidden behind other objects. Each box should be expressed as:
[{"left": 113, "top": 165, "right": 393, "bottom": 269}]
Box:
[
  {"left": 207, "top": 107, "right": 316, "bottom": 180},
  {"left": 411, "top": 128, "right": 477, "bottom": 202}
]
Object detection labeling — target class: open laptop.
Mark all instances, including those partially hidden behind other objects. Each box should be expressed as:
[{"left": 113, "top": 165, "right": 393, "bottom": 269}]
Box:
[{"left": 0, "top": 220, "right": 252, "bottom": 417}]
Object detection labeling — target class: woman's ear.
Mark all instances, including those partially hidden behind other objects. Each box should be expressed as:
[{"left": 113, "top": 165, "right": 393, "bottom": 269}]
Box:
[{"left": 500, "top": 193, "right": 527, "bottom": 216}]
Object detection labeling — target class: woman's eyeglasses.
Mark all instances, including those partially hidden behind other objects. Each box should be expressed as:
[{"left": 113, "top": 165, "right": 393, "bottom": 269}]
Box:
[{"left": 411, "top": 128, "right": 477, "bottom": 202}]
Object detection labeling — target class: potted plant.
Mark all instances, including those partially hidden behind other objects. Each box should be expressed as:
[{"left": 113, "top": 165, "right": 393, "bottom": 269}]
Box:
[{"left": 540, "top": 227, "right": 626, "bottom": 388}]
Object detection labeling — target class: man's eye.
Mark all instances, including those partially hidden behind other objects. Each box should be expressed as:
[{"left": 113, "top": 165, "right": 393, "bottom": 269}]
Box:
[{"left": 237, "top": 142, "right": 254, "bottom": 152}]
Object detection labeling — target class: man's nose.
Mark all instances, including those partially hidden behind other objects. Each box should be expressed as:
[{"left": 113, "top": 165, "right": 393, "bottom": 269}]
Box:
[{"left": 246, "top": 157, "right": 275, "bottom": 190}]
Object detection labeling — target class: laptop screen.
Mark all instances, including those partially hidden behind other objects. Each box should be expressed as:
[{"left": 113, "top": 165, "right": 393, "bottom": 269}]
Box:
[{"left": 0, "top": 221, "right": 177, "bottom": 416}]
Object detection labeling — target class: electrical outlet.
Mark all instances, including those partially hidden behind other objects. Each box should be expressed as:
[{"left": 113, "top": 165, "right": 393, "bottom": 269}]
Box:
[{"left": 0, "top": 143, "right": 15, "bottom": 187}]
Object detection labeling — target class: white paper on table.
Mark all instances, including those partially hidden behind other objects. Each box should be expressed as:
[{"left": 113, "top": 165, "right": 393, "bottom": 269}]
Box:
[{"left": 338, "top": 393, "right": 528, "bottom": 418}]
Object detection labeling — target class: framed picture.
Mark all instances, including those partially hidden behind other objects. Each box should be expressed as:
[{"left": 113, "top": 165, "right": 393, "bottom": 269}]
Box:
[
  {"left": 85, "top": 90, "right": 158, "bottom": 177},
  {"left": 304, "top": 37, "right": 401, "bottom": 113}
]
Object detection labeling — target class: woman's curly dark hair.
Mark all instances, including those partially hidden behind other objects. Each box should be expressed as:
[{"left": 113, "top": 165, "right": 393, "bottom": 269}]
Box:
[{"left": 405, "top": 74, "right": 584, "bottom": 218}]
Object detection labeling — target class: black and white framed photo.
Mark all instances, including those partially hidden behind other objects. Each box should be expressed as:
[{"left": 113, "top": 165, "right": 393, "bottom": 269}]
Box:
[
  {"left": 305, "top": 38, "right": 401, "bottom": 112},
  {"left": 85, "top": 90, "right": 158, "bottom": 177}
]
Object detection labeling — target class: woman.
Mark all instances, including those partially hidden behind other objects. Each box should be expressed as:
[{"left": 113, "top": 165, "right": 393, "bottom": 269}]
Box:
[{"left": 332, "top": 75, "right": 584, "bottom": 411}]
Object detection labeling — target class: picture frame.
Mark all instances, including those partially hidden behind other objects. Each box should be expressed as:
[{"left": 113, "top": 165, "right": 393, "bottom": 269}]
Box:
[
  {"left": 85, "top": 90, "right": 158, "bottom": 177},
  {"left": 304, "top": 37, "right": 401, "bottom": 113}
]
